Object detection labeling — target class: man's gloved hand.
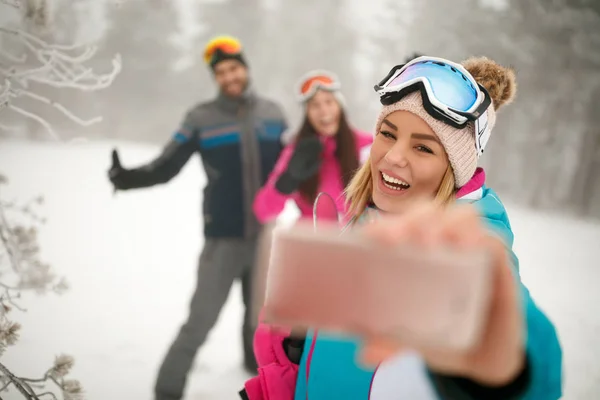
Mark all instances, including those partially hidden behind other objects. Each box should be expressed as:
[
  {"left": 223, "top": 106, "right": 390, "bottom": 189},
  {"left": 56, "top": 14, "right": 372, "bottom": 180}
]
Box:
[
  {"left": 108, "top": 149, "right": 132, "bottom": 191},
  {"left": 275, "top": 137, "right": 323, "bottom": 195}
]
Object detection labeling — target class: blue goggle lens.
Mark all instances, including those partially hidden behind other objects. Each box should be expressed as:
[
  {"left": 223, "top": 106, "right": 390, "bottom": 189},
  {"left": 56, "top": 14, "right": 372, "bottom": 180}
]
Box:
[{"left": 387, "top": 61, "right": 478, "bottom": 112}]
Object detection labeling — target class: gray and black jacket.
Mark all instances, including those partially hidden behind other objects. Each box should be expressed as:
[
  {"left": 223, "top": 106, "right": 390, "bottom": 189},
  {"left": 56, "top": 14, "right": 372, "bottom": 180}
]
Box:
[{"left": 117, "top": 87, "right": 288, "bottom": 239}]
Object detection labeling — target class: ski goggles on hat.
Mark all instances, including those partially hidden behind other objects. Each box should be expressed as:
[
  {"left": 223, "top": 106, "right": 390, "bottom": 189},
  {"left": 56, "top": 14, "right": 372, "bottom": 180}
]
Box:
[
  {"left": 373, "top": 56, "right": 492, "bottom": 129},
  {"left": 203, "top": 36, "right": 242, "bottom": 65},
  {"left": 296, "top": 70, "right": 341, "bottom": 102}
]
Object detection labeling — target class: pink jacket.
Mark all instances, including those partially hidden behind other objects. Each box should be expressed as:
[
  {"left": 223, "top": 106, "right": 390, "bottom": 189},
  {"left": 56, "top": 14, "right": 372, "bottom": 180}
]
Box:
[
  {"left": 243, "top": 315, "right": 297, "bottom": 400},
  {"left": 253, "top": 130, "right": 373, "bottom": 224}
]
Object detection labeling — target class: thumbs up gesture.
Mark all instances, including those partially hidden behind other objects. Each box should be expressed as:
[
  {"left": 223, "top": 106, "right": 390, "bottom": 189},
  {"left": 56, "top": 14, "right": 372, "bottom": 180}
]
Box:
[
  {"left": 109, "top": 149, "right": 122, "bottom": 178},
  {"left": 108, "top": 148, "right": 130, "bottom": 190}
]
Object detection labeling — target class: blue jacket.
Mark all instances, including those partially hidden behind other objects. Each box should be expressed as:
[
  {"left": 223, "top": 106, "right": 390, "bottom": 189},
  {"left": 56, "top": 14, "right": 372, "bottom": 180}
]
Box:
[
  {"left": 293, "top": 186, "right": 563, "bottom": 400},
  {"left": 114, "top": 88, "right": 287, "bottom": 239}
]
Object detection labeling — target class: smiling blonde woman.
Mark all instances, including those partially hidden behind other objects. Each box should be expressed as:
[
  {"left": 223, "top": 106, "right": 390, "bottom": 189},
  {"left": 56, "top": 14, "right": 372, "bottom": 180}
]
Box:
[{"left": 243, "top": 56, "right": 563, "bottom": 400}]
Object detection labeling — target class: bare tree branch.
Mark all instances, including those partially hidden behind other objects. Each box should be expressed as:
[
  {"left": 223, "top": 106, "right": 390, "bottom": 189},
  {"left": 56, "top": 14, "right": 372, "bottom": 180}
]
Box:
[
  {"left": 34, "top": 392, "right": 57, "bottom": 400},
  {"left": 0, "top": 22, "right": 122, "bottom": 139},
  {"left": 0, "top": 291, "right": 26, "bottom": 312},
  {"left": 6, "top": 104, "right": 58, "bottom": 140},
  {"left": 0, "top": 376, "right": 12, "bottom": 391},
  {"left": 0, "top": 204, "right": 22, "bottom": 275},
  {"left": 0, "top": 175, "right": 83, "bottom": 399},
  {"left": 0, "top": 0, "right": 21, "bottom": 9},
  {"left": 0, "top": 362, "right": 36, "bottom": 399},
  {"left": 0, "top": 2, "right": 108, "bottom": 397}
]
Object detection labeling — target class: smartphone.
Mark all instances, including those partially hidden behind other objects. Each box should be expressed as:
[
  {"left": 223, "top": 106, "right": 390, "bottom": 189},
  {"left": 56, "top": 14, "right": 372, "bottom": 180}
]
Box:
[{"left": 262, "top": 221, "right": 494, "bottom": 351}]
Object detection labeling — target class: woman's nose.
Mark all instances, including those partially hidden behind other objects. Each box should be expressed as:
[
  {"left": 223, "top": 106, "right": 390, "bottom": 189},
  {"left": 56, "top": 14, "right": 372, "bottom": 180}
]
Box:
[{"left": 384, "top": 142, "right": 409, "bottom": 168}]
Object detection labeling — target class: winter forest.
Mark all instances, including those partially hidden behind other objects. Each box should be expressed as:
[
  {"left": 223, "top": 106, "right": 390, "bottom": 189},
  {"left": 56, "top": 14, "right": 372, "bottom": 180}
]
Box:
[
  {"left": 0, "top": 0, "right": 599, "bottom": 399},
  {"left": 2, "top": 0, "right": 600, "bottom": 217}
]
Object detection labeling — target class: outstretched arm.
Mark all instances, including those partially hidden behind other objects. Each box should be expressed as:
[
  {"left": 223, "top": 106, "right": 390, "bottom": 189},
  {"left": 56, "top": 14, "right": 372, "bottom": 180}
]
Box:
[
  {"left": 110, "top": 111, "right": 198, "bottom": 190},
  {"left": 429, "top": 250, "right": 563, "bottom": 400}
]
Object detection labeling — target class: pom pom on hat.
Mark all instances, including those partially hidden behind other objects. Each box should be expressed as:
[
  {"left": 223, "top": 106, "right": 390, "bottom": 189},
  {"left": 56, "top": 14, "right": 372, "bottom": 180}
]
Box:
[{"left": 462, "top": 56, "right": 517, "bottom": 110}]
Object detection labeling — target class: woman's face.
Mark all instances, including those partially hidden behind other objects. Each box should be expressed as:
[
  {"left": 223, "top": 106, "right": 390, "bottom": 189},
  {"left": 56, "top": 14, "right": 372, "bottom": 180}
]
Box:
[
  {"left": 306, "top": 89, "right": 342, "bottom": 137},
  {"left": 370, "top": 110, "right": 449, "bottom": 214}
]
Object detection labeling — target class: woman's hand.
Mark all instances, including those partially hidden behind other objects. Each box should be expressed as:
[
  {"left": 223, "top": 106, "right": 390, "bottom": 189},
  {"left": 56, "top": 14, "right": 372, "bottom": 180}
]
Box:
[
  {"left": 275, "top": 137, "right": 323, "bottom": 194},
  {"left": 359, "top": 201, "right": 525, "bottom": 387}
]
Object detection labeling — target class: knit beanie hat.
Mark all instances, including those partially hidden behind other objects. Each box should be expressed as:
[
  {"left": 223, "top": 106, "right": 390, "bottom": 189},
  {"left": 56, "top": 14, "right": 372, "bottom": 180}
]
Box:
[
  {"left": 203, "top": 35, "right": 247, "bottom": 70},
  {"left": 374, "top": 57, "right": 517, "bottom": 188}
]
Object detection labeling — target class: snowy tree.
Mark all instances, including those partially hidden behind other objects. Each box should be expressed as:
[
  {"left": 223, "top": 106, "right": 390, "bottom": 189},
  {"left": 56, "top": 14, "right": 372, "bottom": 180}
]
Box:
[
  {"left": 0, "top": 172, "right": 83, "bottom": 399},
  {"left": 0, "top": 0, "right": 121, "bottom": 140},
  {"left": 0, "top": 0, "right": 121, "bottom": 397}
]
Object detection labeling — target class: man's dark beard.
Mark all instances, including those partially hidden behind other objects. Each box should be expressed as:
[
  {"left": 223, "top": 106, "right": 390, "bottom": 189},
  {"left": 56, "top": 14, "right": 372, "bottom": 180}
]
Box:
[{"left": 221, "top": 78, "right": 249, "bottom": 99}]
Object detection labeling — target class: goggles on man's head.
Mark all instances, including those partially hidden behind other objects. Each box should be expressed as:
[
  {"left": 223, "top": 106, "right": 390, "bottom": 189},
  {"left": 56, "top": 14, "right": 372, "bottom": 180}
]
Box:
[
  {"left": 203, "top": 36, "right": 243, "bottom": 65},
  {"left": 374, "top": 56, "right": 492, "bottom": 129},
  {"left": 296, "top": 70, "right": 341, "bottom": 102}
]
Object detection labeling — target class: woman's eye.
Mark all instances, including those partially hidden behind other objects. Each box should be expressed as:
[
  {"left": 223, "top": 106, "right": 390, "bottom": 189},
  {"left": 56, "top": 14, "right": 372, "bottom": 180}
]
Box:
[
  {"left": 379, "top": 130, "right": 396, "bottom": 140},
  {"left": 416, "top": 145, "right": 434, "bottom": 154}
]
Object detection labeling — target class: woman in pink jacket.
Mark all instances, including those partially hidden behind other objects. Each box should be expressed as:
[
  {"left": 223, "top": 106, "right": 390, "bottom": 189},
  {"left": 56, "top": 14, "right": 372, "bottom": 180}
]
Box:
[
  {"left": 253, "top": 70, "right": 373, "bottom": 224},
  {"left": 244, "top": 72, "right": 371, "bottom": 400}
]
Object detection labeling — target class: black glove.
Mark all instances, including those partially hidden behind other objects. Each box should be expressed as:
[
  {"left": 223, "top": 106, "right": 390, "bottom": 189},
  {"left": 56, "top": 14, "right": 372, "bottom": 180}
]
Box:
[
  {"left": 108, "top": 149, "right": 132, "bottom": 191},
  {"left": 275, "top": 137, "right": 323, "bottom": 194}
]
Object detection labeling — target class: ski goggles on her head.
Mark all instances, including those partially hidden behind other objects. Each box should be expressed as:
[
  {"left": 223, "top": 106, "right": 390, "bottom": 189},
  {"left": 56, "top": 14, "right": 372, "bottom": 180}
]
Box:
[
  {"left": 296, "top": 70, "right": 341, "bottom": 102},
  {"left": 374, "top": 56, "right": 492, "bottom": 129},
  {"left": 203, "top": 36, "right": 243, "bottom": 65}
]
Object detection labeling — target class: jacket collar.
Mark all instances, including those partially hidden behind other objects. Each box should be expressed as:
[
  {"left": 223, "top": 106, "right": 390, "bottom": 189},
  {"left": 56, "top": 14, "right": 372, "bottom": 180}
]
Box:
[{"left": 456, "top": 167, "right": 485, "bottom": 200}]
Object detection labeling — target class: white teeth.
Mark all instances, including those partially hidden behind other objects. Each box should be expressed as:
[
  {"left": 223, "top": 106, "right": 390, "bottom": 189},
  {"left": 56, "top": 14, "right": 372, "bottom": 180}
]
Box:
[
  {"left": 383, "top": 182, "right": 404, "bottom": 191},
  {"left": 382, "top": 172, "right": 410, "bottom": 188}
]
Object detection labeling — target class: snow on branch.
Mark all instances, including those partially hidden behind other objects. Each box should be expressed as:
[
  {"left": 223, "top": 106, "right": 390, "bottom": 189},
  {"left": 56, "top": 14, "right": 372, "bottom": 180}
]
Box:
[
  {"left": 0, "top": 0, "right": 21, "bottom": 8},
  {"left": 0, "top": 173, "right": 83, "bottom": 399},
  {"left": 0, "top": 0, "right": 122, "bottom": 139}
]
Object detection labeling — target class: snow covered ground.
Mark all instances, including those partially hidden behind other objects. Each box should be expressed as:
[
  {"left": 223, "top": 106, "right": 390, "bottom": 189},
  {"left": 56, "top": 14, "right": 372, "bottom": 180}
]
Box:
[{"left": 0, "top": 138, "right": 598, "bottom": 399}]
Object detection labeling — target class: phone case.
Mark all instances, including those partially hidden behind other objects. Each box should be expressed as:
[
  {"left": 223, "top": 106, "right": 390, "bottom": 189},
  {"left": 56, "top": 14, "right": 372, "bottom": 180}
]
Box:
[{"left": 262, "top": 221, "right": 494, "bottom": 351}]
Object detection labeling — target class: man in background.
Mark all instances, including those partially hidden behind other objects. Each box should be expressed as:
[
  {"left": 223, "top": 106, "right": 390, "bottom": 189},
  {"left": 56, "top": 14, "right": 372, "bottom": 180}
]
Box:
[{"left": 108, "top": 35, "right": 288, "bottom": 400}]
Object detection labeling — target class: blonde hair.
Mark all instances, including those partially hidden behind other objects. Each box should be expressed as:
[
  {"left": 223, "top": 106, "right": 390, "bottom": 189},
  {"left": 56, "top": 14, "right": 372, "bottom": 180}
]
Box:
[
  {"left": 344, "top": 158, "right": 455, "bottom": 222},
  {"left": 434, "top": 165, "right": 456, "bottom": 206}
]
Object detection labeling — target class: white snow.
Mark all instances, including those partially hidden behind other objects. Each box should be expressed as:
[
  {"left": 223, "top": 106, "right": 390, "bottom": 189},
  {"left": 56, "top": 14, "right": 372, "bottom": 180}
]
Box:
[{"left": 0, "top": 138, "right": 598, "bottom": 399}]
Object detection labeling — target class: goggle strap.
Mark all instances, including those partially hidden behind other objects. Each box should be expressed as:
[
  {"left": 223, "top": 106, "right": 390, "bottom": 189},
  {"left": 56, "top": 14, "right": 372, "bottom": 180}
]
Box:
[
  {"left": 374, "top": 63, "right": 407, "bottom": 92},
  {"left": 302, "top": 79, "right": 336, "bottom": 93},
  {"left": 298, "top": 85, "right": 340, "bottom": 103},
  {"left": 474, "top": 110, "right": 491, "bottom": 157},
  {"left": 378, "top": 83, "right": 469, "bottom": 129},
  {"left": 212, "top": 47, "right": 241, "bottom": 59},
  {"left": 379, "top": 83, "right": 493, "bottom": 157}
]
